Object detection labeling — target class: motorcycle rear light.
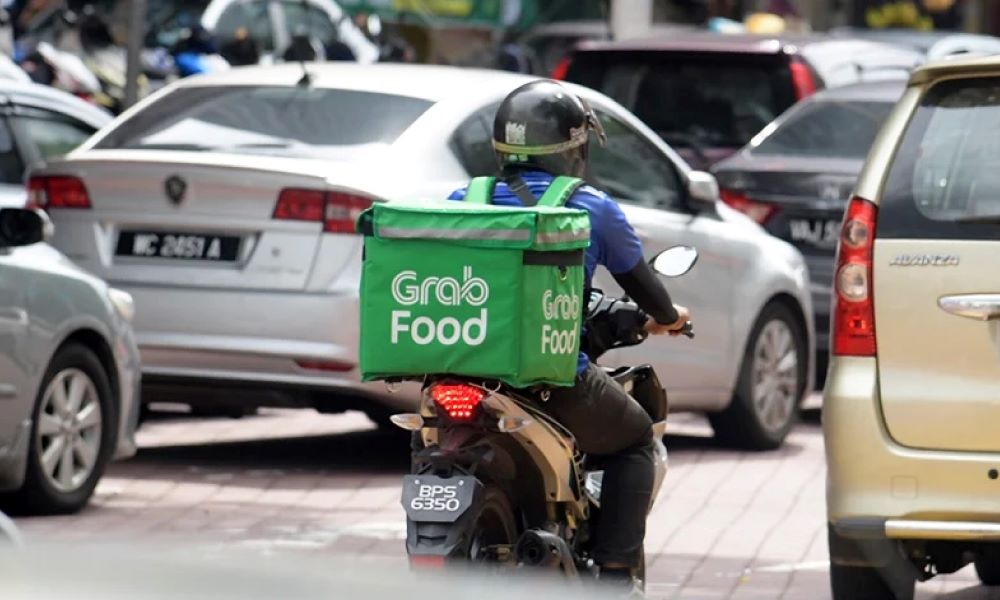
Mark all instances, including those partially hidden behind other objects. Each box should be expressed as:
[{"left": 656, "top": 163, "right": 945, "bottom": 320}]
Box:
[
  {"left": 274, "top": 188, "right": 325, "bottom": 222},
  {"left": 790, "top": 59, "right": 817, "bottom": 100},
  {"left": 832, "top": 196, "right": 878, "bottom": 357},
  {"left": 325, "top": 192, "right": 373, "bottom": 234},
  {"left": 719, "top": 187, "right": 775, "bottom": 224},
  {"left": 28, "top": 175, "right": 90, "bottom": 209},
  {"left": 430, "top": 383, "right": 485, "bottom": 421}
]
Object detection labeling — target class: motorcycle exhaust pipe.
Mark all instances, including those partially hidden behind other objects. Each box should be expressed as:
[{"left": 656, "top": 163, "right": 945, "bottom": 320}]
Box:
[{"left": 514, "top": 529, "right": 577, "bottom": 575}]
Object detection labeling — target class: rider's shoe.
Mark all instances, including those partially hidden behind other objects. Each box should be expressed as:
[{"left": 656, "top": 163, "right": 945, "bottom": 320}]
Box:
[{"left": 598, "top": 567, "right": 644, "bottom": 598}]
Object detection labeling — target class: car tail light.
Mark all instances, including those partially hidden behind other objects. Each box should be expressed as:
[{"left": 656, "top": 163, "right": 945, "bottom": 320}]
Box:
[
  {"left": 430, "top": 383, "right": 485, "bottom": 421},
  {"left": 294, "top": 359, "right": 354, "bottom": 372},
  {"left": 409, "top": 555, "right": 446, "bottom": 568},
  {"left": 28, "top": 175, "right": 91, "bottom": 209},
  {"left": 719, "top": 187, "right": 775, "bottom": 224},
  {"left": 324, "top": 192, "right": 373, "bottom": 234},
  {"left": 272, "top": 189, "right": 374, "bottom": 234},
  {"left": 832, "top": 196, "right": 877, "bottom": 357},
  {"left": 550, "top": 56, "right": 571, "bottom": 80},
  {"left": 273, "top": 189, "right": 325, "bottom": 221},
  {"left": 790, "top": 59, "right": 817, "bottom": 100}
]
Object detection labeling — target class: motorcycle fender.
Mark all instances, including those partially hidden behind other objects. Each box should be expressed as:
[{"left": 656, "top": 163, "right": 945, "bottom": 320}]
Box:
[{"left": 403, "top": 475, "right": 483, "bottom": 558}]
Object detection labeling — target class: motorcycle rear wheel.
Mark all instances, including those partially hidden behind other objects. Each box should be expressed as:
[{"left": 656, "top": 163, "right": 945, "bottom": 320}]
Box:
[{"left": 463, "top": 486, "right": 518, "bottom": 563}]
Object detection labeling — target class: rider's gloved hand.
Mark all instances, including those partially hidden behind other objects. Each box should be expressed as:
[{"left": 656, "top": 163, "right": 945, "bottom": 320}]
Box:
[{"left": 644, "top": 305, "right": 690, "bottom": 336}]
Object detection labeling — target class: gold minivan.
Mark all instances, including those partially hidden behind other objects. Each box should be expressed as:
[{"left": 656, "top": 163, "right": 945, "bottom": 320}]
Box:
[{"left": 825, "top": 55, "right": 1000, "bottom": 600}]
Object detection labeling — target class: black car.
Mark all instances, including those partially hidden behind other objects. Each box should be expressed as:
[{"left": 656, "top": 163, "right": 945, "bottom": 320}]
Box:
[
  {"left": 558, "top": 33, "right": 920, "bottom": 170},
  {"left": 712, "top": 80, "right": 905, "bottom": 383}
]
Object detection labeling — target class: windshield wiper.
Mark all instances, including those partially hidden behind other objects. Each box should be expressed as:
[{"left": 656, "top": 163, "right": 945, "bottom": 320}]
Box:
[
  {"left": 132, "top": 142, "right": 212, "bottom": 151},
  {"left": 952, "top": 214, "right": 1000, "bottom": 224}
]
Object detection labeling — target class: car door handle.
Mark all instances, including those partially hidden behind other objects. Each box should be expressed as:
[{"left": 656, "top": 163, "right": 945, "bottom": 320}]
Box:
[{"left": 938, "top": 294, "right": 1000, "bottom": 321}]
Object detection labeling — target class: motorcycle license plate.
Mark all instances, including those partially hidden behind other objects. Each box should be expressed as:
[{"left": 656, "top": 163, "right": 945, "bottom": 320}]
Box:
[{"left": 401, "top": 475, "right": 479, "bottom": 523}]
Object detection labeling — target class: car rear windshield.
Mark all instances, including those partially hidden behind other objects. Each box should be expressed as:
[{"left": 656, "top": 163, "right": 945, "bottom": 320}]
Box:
[
  {"left": 95, "top": 86, "right": 433, "bottom": 160},
  {"left": 880, "top": 77, "right": 1000, "bottom": 240},
  {"left": 752, "top": 99, "right": 894, "bottom": 159},
  {"left": 565, "top": 51, "right": 796, "bottom": 149}
]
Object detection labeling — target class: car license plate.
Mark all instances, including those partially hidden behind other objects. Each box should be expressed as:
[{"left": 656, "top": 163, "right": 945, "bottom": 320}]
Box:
[
  {"left": 788, "top": 218, "right": 840, "bottom": 247},
  {"left": 401, "top": 475, "right": 479, "bottom": 523},
  {"left": 115, "top": 231, "right": 240, "bottom": 262}
]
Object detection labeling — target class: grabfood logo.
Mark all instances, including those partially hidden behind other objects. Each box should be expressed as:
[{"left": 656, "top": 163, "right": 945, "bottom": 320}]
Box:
[
  {"left": 541, "top": 290, "right": 580, "bottom": 355},
  {"left": 390, "top": 267, "right": 488, "bottom": 346}
]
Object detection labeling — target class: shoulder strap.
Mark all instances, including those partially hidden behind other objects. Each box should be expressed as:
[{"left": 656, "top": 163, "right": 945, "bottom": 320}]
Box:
[
  {"left": 537, "top": 176, "right": 584, "bottom": 208},
  {"left": 463, "top": 177, "right": 497, "bottom": 205}
]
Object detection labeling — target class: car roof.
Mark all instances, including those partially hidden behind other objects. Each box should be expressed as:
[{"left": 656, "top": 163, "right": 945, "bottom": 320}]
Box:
[
  {"left": 0, "top": 79, "right": 111, "bottom": 127},
  {"left": 576, "top": 31, "right": 842, "bottom": 54},
  {"left": 172, "top": 62, "right": 540, "bottom": 103},
  {"left": 810, "top": 79, "right": 908, "bottom": 103},
  {"left": 909, "top": 53, "right": 1000, "bottom": 85}
]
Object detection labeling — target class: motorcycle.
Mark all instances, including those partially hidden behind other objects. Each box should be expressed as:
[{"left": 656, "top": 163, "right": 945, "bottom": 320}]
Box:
[{"left": 390, "top": 245, "right": 698, "bottom": 585}]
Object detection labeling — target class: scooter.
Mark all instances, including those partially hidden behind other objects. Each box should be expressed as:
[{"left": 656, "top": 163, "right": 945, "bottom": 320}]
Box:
[{"left": 391, "top": 245, "right": 698, "bottom": 586}]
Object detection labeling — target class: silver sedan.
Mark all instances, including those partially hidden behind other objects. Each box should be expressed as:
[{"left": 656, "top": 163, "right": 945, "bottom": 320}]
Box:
[
  {"left": 33, "top": 63, "right": 812, "bottom": 449},
  {"left": 0, "top": 208, "right": 140, "bottom": 514}
]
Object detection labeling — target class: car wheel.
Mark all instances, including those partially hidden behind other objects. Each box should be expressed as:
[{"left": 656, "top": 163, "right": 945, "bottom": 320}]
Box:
[
  {"left": 975, "top": 545, "right": 1000, "bottom": 585},
  {"left": 831, "top": 564, "right": 915, "bottom": 600},
  {"left": 13, "top": 344, "right": 115, "bottom": 515},
  {"left": 710, "top": 303, "right": 806, "bottom": 450}
]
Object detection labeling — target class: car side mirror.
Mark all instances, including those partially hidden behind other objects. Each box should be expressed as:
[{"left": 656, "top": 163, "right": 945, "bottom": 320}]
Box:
[
  {"left": 686, "top": 171, "right": 720, "bottom": 211},
  {"left": 650, "top": 245, "right": 699, "bottom": 277},
  {"left": 0, "top": 208, "right": 46, "bottom": 248}
]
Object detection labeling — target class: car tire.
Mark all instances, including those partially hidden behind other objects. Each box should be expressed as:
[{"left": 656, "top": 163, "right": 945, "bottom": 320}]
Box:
[
  {"left": 709, "top": 302, "right": 806, "bottom": 450},
  {"left": 831, "top": 563, "right": 915, "bottom": 600},
  {"left": 975, "top": 545, "right": 1000, "bottom": 586},
  {"left": 9, "top": 344, "right": 115, "bottom": 515}
]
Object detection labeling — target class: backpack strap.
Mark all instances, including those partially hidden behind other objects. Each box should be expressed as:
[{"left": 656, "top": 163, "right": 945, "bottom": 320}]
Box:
[
  {"left": 463, "top": 176, "right": 497, "bottom": 205},
  {"left": 537, "top": 176, "right": 584, "bottom": 208}
]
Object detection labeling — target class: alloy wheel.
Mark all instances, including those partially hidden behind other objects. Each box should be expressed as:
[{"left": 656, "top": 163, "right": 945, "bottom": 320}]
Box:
[
  {"left": 35, "top": 368, "right": 103, "bottom": 493},
  {"left": 750, "top": 319, "right": 799, "bottom": 433}
]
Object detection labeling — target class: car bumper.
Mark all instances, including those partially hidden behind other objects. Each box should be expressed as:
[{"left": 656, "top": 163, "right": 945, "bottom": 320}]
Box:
[
  {"left": 122, "top": 284, "right": 419, "bottom": 413},
  {"left": 113, "top": 323, "right": 141, "bottom": 460},
  {"left": 825, "top": 356, "right": 1000, "bottom": 544}
]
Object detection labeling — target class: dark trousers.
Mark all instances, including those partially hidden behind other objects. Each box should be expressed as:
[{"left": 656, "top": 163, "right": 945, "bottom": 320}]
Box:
[{"left": 545, "top": 363, "right": 656, "bottom": 568}]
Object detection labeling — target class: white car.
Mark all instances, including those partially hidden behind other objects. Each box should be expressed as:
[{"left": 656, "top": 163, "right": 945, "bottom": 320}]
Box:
[{"left": 32, "top": 63, "right": 813, "bottom": 449}]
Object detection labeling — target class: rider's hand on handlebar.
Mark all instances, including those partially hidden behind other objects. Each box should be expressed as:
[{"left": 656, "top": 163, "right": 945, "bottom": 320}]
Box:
[{"left": 645, "top": 305, "right": 691, "bottom": 336}]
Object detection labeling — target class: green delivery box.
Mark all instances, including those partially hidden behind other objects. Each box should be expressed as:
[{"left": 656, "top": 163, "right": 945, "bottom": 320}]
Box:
[{"left": 357, "top": 176, "right": 591, "bottom": 388}]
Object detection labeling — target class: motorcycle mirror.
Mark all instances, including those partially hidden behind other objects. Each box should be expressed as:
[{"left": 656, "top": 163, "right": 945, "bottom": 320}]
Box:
[{"left": 651, "top": 245, "right": 698, "bottom": 278}]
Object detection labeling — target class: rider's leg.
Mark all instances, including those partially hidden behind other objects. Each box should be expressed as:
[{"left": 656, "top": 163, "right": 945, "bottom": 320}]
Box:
[{"left": 544, "top": 363, "right": 656, "bottom": 570}]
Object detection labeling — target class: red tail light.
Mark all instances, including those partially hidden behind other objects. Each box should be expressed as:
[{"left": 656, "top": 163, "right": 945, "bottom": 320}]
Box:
[
  {"left": 550, "top": 56, "right": 572, "bottom": 80},
  {"left": 272, "top": 189, "right": 373, "bottom": 234},
  {"left": 409, "top": 555, "right": 446, "bottom": 568},
  {"left": 430, "top": 383, "right": 485, "bottom": 421},
  {"left": 28, "top": 175, "right": 91, "bottom": 209},
  {"left": 832, "top": 196, "right": 877, "bottom": 357},
  {"left": 324, "top": 192, "right": 373, "bottom": 234},
  {"left": 273, "top": 189, "right": 325, "bottom": 221},
  {"left": 790, "top": 60, "right": 817, "bottom": 100},
  {"left": 719, "top": 187, "right": 775, "bottom": 224}
]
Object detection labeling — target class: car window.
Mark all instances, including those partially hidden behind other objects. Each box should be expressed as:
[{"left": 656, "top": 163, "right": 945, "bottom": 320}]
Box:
[
  {"left": 881, "top": 77, "right": 1000, "bottom": 240},
  {"left": 451, "top": 103, "right": 500, "bottom": 177},
  {"left": 95, "top": 85, "right": 433, "bottom": 161},
  {"left": 566, "top": 53, "right": 796, "bottom": 151},
  {"left": 280, "top": 1, "right": 337, "bottom": 46},
  {"left": 216, "top": 0, "right": 274, "bottom": 51},
  {"left": 0, "top": 118, "right": 23, "bottom": 185},
  {"left": 752, "top": 100, "right": 894, "bottom": 159},
  {"left": 16, "top": 109, "right": 96, "bottom": 159},
  {"left": 587, "top": 111, "right": 683, "bottom": 210}
]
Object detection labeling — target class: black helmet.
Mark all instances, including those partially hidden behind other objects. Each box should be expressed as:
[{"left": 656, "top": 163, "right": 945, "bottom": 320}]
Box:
[{"left": 493, "top": 80, "right": 606, "bottom": 178}]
